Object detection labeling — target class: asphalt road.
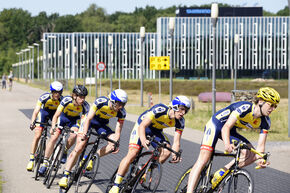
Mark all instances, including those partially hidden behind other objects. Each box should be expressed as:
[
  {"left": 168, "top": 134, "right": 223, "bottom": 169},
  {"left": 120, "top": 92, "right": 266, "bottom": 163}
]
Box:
[{"left": 1, "top": 82, "right": 290, "bottom": 193}]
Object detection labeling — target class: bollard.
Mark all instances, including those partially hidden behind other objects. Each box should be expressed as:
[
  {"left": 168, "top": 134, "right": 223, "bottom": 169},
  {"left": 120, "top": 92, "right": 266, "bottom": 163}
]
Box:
[
  {"left": 148, "top": 92, "right": 153, "bottom": 107},
  {"left": 190, "top": 97, "right": 195, "bottom": 114}
]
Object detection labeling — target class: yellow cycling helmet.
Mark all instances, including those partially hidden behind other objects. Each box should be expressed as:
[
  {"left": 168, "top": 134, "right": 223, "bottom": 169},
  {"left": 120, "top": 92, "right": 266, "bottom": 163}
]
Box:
[{"left": 256, "top": 87, "right": 280, "bottom": 104}]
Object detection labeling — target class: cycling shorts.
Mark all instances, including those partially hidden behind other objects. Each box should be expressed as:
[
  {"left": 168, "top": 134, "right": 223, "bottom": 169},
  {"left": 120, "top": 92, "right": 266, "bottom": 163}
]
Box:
[
  {"left": 57, "top": 114, "right": 79, "bottom": 131},
  {"left": 201, "top": 117, "right": 250, "bottom": 152},
  {"left": 35, "top": 109, "right": 55, "bottom": 128},
  {"left": 129, "top": 122, "right": 170, "bottom": 150},
  {"left": 78, "top": 115, "right": 114, "bottom": 138}
]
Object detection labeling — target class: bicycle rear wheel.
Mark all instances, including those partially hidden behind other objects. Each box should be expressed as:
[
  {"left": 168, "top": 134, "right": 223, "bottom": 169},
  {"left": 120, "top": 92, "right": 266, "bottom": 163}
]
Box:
[
  {"left": 174, "top": 166, "right": 192, "bottom": 193},
  {"left": 45, "top": 143, "right": 64, "bottom": 188},
  {"left": 132, "top": 161, "right": 162, "bottom": 193},
  {"left": 75, "top": 153, "right": 100, "bottom": 193},
  {"left": 217, "top": 169, "right": 253, "bottom": 193},
  {"left": 34, "top": 138, "right": 46, "bottom": 180}
]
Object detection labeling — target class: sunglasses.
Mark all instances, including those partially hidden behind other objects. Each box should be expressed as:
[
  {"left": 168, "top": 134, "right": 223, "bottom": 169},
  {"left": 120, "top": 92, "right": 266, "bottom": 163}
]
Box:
[{"left": 266, "top": 102, "right": 277, "bottom": 109}]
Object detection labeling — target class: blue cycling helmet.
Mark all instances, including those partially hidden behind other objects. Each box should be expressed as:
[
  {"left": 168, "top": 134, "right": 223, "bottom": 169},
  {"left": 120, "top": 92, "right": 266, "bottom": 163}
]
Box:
[
  {"left": 170, "top": 96, "right": 191, "bottom": 112},
  {"left": 109, "top": 89, "right": 128, "bottom": 104},
  {"left": 50, "top": 81, "right": 63, "bottom": 93}
]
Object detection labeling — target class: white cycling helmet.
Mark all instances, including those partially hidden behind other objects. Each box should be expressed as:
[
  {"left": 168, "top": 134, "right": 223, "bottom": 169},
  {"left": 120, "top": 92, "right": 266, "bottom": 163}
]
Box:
[
  {"left": 109, "top": 89, "right": 128, "bottom": 104},
  {"left": 50, "top": 81, "right": 63, "bottom": 93},
  {"left": 170, "top": 95, "right": 191, "bottom": 111}
]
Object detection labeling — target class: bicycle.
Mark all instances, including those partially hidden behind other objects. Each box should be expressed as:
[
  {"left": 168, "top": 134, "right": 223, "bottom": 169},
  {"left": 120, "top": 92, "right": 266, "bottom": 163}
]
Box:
[
  {"left": 174, "top": 141, "right": 270, "bottom": 193},
  {"left": 106, "top": 135, "right": 182, "bottom": 193},
  {"left": 60, "top": 130, "right": 119, "bottom": 193},
  {"left": 44, "top": 125, "right": 77, "bottom": 188},
  {"left": 33, "top": 121, "right": 51, "bottom": 181}
]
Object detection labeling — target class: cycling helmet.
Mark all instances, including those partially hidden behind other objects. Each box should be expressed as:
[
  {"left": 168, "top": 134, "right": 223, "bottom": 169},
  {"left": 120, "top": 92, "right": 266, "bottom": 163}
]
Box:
[
  {"left": 73, "top": 85, "right": 88, "bottom": 96},
  {"left": 170, "top": 96, "right": 191, "bottom": 111},
  {"left": 50, "top": 81, "right": 63, "bottom": 93},
  {"left": 109, "top": 89, "right": 128, "bottom": 104},
  {"left": 256, "top": 87, "right": 280, "bottom": 104}
]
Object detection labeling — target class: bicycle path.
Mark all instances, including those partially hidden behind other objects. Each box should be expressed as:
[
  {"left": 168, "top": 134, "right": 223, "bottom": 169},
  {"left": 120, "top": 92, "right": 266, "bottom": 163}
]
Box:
[{"left": 0, "top": 82, "right": 290, "bottom": 193}]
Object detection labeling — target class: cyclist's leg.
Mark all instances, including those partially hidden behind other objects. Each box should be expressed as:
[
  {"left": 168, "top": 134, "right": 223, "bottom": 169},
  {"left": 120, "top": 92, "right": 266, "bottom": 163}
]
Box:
[
  {"left": 150, "top": 130, "right": 171, "bottom": 163},
  {"left": 95, "top": 124, "right": 115, "bottom": 157},
  {"left": 109, "top": 123, "right": 141, "bottom": 192},
  {"left": 187, "top": 118, "right": 220, "bottom": 193}
]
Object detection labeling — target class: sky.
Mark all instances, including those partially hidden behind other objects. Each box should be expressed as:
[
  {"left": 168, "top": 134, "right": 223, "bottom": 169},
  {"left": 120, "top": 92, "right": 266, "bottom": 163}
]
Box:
[{"left": 0, "top": 0, "right": 288, "bottom": 16}]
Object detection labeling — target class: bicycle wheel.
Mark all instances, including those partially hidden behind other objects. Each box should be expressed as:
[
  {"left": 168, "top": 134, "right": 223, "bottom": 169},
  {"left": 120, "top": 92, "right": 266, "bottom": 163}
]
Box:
[
  {"left": 174, "top": 166, "right": 192, "bottom": 193},
  {"left": 34, "top": 138, "right": 46, "bottom": 180},
  {"left": 45, "top": 143, "right": 64, "bottom": 188},
  {"left": 217, "top": 169, "right": 253, "bottom": 193},
  {"left": 132, "top": 161, "right": 162, "bottom": 193},
  {"left": 75, "top": 153, "right": 100, "bottom": 193}
]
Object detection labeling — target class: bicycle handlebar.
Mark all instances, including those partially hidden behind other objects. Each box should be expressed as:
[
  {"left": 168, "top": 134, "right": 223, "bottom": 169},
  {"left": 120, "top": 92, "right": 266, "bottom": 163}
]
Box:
[
  {"left": 146, "top": 135, "right": 182, "bottom": 162},
  {"left": 84, "top": 130, "right": 119, "bottom": 149}
]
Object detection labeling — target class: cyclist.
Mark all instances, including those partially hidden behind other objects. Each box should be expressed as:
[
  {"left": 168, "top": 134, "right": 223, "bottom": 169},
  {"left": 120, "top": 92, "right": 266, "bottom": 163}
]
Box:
[
  {"left": 38, "top": 85, "right": 90, "bottom": 175},
  {"left": 26, "top": 81, "right": 63, "bottom": 171},
  {"left": 186, "top": 87, "right": 280, "bottom": 193},
  {"left": 109, "top": 96, "right": 191, "bottom": 193},
  {"left": 58, "top": 89, "right": 128, "bottom": 188}
]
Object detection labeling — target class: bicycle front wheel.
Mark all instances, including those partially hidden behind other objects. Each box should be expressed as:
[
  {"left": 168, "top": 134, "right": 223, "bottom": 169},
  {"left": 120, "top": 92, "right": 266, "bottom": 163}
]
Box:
[
  {"left": 34, "top": 138, "right": 46, "bottom": 180},
  {"left": 174, "top": 166, "right": 192, "bottom": 193},
  {"left": 218, "top": 169, "right": 253, "bottom": 193},
  {"left": 75, "top": 153, "right": 100, "bottom": 193},
  {"left": 132, "top": 161, "right": 162, "bottom": 193}
]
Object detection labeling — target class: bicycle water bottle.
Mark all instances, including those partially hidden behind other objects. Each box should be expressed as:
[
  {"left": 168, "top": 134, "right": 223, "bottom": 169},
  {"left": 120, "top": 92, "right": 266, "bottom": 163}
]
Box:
[{"left": 211, "top": 168, "right": 228, "bottom": 188}]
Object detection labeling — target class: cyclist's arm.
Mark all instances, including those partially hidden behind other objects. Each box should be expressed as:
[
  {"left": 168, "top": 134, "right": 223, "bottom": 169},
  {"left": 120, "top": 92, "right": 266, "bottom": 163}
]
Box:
[
  {"left": 172, "top": 130, "right": 181, "bottom": 153},
  {"left": 82, "top": 107, "right": 96, "bottom": 136},
  {"left": 31, "top": 105, "right": 41, "bottom": 125},
  {"left": 221, "top": 113, "right": 237, "bottom": 153},
  {"left": 138, "top": 116, "right": 152, "bottom": 150},
  {"left": 51, "top": 109, "right": 62, "bottom": 133},
  {"left": 114, "top": 120, "right": 124, "bottom": 141}
]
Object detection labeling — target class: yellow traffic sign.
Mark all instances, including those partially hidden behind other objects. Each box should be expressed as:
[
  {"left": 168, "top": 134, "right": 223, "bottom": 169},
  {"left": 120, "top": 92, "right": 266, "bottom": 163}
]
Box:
[{"left": 150, "top": 56, "right": 170, "bottom": 70}]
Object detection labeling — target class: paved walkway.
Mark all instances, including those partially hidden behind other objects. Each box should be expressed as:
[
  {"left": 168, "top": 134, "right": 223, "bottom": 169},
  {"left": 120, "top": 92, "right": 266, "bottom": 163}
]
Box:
[{"left": 0, "top": 82, "right": 289, "bottom": 193}]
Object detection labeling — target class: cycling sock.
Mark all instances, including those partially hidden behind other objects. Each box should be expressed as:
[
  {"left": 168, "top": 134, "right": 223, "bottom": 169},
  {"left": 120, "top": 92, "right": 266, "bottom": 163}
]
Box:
[
  {"left": 43, "top": 158, "right": 49, "bottom": 165},
  {"left": 63, "top": 170, "right": 71, "bottom": 178},
  {"left": 114, "top": 174, "right": 124, "bottom": 185},
  {"left": 29, "top": 154, "right": 35, "bottom": 160}
]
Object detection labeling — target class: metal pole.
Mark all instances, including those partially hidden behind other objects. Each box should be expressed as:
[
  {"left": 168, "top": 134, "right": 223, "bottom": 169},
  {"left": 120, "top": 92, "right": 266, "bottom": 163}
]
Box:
[
  {"left": 140, "top": 27, "right": 145, "bottom": 107},
  {"left": 288, "top": 0, "right": 290, "bottom": 137},
  {"left": 234, "top": 34, "right": 239, "bottom": 101},
  {"left": 169, "top": 18, "right": 175, "bottom": 101},
  {"left": 159, "top": 71, "right": 161, "bottom": 103},
  {"left": 37, "top": 45, "right": 39, "bottom": 79},
  {"left": 108, "top": 35, "right": 113, "bottom": 93}
]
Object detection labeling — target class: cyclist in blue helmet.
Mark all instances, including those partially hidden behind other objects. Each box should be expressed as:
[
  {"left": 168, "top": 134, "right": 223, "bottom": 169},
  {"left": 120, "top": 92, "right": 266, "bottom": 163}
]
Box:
[
  {"left": 109, "top": 96, "right": 190, "bottom": 193},
  {"left": 59, "top": 89, "right": 128, "bottom": 188},
  {"left": 26, "top": 81, "right": 63, "bottom": 171}
]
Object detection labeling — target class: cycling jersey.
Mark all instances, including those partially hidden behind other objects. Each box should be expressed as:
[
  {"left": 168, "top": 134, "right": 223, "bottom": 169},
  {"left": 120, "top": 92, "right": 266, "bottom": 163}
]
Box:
[
  {"left": 35, "top": 92, "right": 62, "bottom": 127},
  {"left": 79, "top": 96, "right": 126, "bottom": 137},
  {"left": 201, "top": 101, "right": 271, "bottom": 152},
  {"left": 130, "top": 103, "right": 185, "bottom": 149},
  {"left": 56, "top": 96, "right": 90, "bottom": 129}
]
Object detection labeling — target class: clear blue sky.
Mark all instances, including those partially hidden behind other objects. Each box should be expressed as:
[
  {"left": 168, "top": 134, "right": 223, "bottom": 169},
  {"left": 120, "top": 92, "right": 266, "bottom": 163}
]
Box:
[{"left": 0, "top": 0, "right": 288, "bottom": 16}]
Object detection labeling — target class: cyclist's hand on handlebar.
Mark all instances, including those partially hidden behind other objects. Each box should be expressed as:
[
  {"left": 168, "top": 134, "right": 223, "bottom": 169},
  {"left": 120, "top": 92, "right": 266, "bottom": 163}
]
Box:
[
  {"left": 224, "top": 143, "right": 235, "bottom": 153},
  {"left": 169, "top": 153, "right": 182, "bottom": 163},
  {"left": 255, "top": 159, "right": 270, "bottom": 169},
  {"left": 30, "top": 124, "right": 36, "bottom": 130},
  {"left": 140, "top": 136, "right": 150, "bottom": 150}
]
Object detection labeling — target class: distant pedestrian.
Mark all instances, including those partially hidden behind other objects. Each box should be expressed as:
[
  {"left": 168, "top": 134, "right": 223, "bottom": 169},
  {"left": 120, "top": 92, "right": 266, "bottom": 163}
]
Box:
[
  {"left": 2, "top": 74, "right": 7, "bottom": 90},
  {"left": 8, "top": 71, "right": 13, "bottom": 91}
]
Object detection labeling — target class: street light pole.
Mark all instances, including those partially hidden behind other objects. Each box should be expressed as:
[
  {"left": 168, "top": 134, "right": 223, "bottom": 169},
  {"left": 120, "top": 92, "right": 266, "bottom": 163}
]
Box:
[
  {"left": 169, "top": 17, "right": 175, "bottom": 101},
  {"left": 16, "top": 52, "right": 21, "bottom": 80},
  {"left": 94, "top": 38, "right": 99, "bottom": 97},
  {"left": 211, "top": 3, "right": 219, "bottom": 115},
  {"left": 28, "top": 45, "right": 34, "bottom": 81},
  {"left": 108, "top": 35, "right": 113, "bottom": 93},
  {"left": 140, "top": 26, "right": 145, "bottom": 107},
  {"left": 234, "top": 34, "right": 239, "bottom": 101},
  {"left": 33, "top": 43, "right": 40, "bottom": 80}
]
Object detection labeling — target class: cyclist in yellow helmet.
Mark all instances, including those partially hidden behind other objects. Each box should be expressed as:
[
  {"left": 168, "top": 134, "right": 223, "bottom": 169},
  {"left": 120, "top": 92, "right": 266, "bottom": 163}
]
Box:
[{"left": 186, "top": 87, "right": 280, "bottom": 193}]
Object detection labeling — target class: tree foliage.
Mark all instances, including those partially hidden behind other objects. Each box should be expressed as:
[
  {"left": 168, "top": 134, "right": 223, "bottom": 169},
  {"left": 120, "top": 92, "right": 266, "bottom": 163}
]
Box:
[{"left": 0, "top": 4, "right": 288, "bottom": 75}]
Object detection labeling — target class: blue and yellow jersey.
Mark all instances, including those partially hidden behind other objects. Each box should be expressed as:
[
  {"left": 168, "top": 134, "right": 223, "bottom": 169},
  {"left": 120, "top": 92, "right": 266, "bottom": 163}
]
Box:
[
  {"left": 137, "top": 103, "right": 185, "bottom": 133},
  {"left": 36, "top": 92, "right": 62, "bottom": 113},
  {"left": 90, "top": 96, "right": 126, "bottom": 124},
  {"left": 57, "top": 96, "right": 90, "bottom": 119},
  {"left": 214, "top": 101, "right": 271, "bottom": 134}
]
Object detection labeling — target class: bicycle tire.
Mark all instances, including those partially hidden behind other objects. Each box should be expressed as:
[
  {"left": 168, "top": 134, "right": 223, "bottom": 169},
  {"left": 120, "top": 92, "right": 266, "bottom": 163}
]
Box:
[
  {"left": 45, "top": 143, "right": 64, "bottom": 188},
  {"left": 174, "top": 166, "right": 192, "bottom": 193},
  {"left": 34, "top": 138, "right": 46, "bottom": 180},
  {"left": 217, "top": 169, "right": 253, "bottom": 193},
  {"left": 131, "top": 161, "right": 162, "bottom": 193},
  {"left": 75, "top": 153, "right": 100, "bottom": 193}
]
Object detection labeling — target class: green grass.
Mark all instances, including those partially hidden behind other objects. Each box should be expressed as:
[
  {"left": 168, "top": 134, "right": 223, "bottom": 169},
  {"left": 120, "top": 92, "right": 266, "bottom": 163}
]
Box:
[{"left": 23, "top": 78, "right": 289, "bottom": 141}]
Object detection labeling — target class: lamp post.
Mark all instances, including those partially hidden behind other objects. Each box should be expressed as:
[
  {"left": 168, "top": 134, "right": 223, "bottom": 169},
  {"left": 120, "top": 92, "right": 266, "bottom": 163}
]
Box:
[
  {"left": 28, "top": 45, "right": 34, "bottom": 81},
  {"left": 169, "top": 17, "right": 175, "bottom": 101},
  {"left": 211, "top": 3, "right": 219, "bottom": 115},
  {"left": 33, "top": 43, "right": 40, "bottom": 80},
  {"left": 140, "top": 26, "right": 146, "bottom": 106},
  {"left": 16, "top": 52, "right": 21, "bottom": 80},
  {"left": 41, "top": 38, "right": 47, "bottom": 80},
  {"left": 73, "top": 46, "right": 77, "bottom": 86},
  {"left": 108, "top": 35, "right": 113, "bottom": 92},
  {"left": 233, "top": 34, "right": 239, "bottom": 101},
  {"left": 81, "top": 38, "right": 87, "bottom": 86}
]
